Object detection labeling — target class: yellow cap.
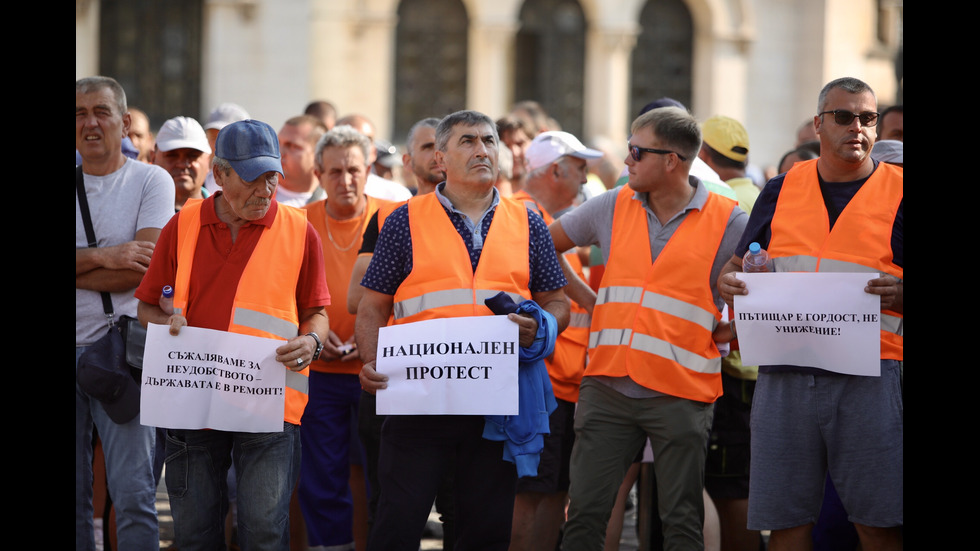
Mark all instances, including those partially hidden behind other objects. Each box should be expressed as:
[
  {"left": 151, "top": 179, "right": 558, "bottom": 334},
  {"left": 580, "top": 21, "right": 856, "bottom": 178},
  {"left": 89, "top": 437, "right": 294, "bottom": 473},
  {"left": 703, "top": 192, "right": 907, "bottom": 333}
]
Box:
[{"left": 702, "top": 115, "right": 749, "bottom": 163}]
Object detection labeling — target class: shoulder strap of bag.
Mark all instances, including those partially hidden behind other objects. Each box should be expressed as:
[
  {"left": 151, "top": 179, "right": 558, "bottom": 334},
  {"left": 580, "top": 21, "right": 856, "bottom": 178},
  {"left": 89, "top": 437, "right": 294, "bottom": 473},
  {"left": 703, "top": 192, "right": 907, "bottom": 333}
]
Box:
[{"left": 76, "top": 165, "right": 116, "bottom": 328}]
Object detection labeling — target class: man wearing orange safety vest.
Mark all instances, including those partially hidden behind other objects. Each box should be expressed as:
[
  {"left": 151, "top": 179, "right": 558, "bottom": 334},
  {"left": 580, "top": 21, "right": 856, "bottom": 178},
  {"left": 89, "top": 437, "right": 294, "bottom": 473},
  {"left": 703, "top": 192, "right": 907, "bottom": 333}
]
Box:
[
  {"left": 509, "top": 129, "right": 601, "bottom": 551},
  {"left": 298, "top": 124, "right": 398, "bottom": 551},
  {"left": 136, "top": 119, "right": 330, "bottom": 551},
  {"left": 717, "top": 77, "right": 903, "bottom": 551},
  {"left": 551, "top": 106, "right": 748, "bottom": 551},
  {"left": 356, "top": 110, "right": 570, "bottom": 551}
]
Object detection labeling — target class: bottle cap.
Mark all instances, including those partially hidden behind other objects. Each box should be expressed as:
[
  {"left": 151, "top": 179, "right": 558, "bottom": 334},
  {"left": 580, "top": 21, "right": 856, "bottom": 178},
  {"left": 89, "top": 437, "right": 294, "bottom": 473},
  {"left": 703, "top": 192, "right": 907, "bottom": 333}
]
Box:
[
  {"left": 748, "top": 242, "right": 761, "bottom": 254},
  {"left": 162, "top": 285, "right": 174, "bottom": 298}
]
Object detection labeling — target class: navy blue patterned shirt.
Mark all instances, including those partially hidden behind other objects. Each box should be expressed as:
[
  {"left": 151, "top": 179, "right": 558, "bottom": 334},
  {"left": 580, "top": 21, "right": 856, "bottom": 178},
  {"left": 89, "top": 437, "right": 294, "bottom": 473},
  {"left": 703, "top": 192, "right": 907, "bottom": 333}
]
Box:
[{"left": 361, "top": 184, "right": 567, "bottom": 296}]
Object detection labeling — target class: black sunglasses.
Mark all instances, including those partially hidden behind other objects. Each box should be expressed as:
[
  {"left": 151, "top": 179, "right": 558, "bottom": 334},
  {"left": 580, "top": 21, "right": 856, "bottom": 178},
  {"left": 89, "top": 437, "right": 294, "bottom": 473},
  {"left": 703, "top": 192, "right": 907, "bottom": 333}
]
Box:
[
  {"left": 628, "top": 142, "right": 687, "bottom": 162},
  {"left": 819, "top": 110, "right": 880, "bottom": 127}
]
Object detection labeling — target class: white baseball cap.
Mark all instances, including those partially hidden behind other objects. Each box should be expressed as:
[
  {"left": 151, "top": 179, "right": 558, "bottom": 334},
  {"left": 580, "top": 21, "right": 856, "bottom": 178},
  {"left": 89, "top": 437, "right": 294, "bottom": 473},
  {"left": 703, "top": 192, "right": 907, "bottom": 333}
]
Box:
[
  {"left": 204, "top": 102, "right": 250, "bottom": 131},
  {"left": 525, "top": 131, "right": 603, "bottom": 172},
  {"left": 871, "top": 139, "right": 903, "bottom": 164},
  {"left": 155, "top": 116, "right": 212, "bottom": 153}
]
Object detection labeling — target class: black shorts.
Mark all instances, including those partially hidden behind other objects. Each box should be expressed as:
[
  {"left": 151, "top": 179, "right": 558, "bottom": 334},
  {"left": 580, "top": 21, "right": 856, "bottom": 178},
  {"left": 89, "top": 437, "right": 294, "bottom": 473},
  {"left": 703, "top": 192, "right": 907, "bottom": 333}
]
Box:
[
  {"left": 516, "top": 398, "right": 575, "bottom": 493},
  {"left": 704, "top": 371, "right": 755, "bottom": 500}
]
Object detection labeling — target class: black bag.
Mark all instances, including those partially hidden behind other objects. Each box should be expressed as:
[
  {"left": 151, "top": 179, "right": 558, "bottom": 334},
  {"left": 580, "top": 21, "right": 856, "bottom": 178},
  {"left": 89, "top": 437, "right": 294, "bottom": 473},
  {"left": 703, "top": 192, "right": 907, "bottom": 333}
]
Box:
[{"left": 77, "top": 316, "right": 143, "bottom": 424}]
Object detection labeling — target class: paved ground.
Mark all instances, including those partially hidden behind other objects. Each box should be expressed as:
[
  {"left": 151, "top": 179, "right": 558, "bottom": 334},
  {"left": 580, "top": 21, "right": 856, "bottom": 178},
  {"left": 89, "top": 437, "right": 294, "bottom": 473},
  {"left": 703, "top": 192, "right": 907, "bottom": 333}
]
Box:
[{"left": 156, "top": 473, "right": 641, "bottom": 550}]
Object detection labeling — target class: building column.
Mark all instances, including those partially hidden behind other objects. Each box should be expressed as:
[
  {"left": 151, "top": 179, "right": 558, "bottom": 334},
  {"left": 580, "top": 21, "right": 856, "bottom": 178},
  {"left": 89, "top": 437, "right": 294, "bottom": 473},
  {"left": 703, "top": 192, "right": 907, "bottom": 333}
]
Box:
[
  {"left": 310, "top": 0, "right": 399, "bottom": 139},
  {"left": 467, "top": 20, "right": 520, "bottom": 119},
  {"left": 584, "top": 25, "right": 639, "bottom": 143}
]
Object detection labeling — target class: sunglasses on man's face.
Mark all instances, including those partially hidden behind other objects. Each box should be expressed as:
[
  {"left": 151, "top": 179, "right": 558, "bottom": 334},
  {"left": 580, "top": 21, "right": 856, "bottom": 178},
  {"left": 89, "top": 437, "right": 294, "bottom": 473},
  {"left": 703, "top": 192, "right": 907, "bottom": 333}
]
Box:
[
  {"left": 819, "top": 110, "right": 880, "bottom": 127},
  {"left": 628, "top": 142, "right": 688, "bottom": 162}
]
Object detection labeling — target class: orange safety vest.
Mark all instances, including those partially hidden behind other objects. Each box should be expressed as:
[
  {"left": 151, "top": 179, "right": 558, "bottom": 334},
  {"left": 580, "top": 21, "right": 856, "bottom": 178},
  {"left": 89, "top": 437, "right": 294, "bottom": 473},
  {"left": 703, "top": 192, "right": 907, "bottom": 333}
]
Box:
[
  {"left": 511, "top": 190, "right": 589, "bottom": 402},
  {"left": 769, "top": 159, "right": 903, "bottom": 360},
  {"left": 305, "top": 195, "right": 396, "bottom": 375},
  {"left": 588, "top": 185, "right": 736, "bottom": 403},
  {"left": 393, "top": 193, "right": 531, "bottom": 325},
  {"left": 173, "top": 198, "right": 311, "bottom": 425}
]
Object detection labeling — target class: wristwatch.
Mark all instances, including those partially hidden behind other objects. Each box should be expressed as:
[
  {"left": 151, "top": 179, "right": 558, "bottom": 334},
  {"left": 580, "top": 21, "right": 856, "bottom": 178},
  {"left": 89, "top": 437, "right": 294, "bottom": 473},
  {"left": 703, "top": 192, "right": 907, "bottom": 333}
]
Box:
[{"left": 305, "top": 332, "right": 324, "bottom": 361}]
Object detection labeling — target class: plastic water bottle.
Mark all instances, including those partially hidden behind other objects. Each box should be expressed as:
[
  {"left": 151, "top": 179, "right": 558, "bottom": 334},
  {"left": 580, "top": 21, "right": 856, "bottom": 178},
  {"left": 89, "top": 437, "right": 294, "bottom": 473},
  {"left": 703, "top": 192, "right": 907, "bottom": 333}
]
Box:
[
  {"left": 742, "top": 242, "right": 771, "bottom": 273},
  {"left": 160, "top": 285, "right": 175, "bottom": 315}
]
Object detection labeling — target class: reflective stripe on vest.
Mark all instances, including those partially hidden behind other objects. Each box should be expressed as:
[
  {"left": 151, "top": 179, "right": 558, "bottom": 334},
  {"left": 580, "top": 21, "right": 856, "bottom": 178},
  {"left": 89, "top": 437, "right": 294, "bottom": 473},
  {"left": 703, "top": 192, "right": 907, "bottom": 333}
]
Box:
[
  {"left": 770, "top": 160, "right": 903, "bottom": 360},
  {"left": 594, "top": 286, "right": 719, "bottom": 333},
  {"left": 394, "top": 288, "right": 525, "bottom": 321},
  {"left": 173, "top": 198, "right": 311, "bottom": 418},
  {"left": 393, "top": 193, "right": 531, "bottom": 325},
  {"left": 587, "top": 186, "right": 736, "bottom": 402},
  {"left": 568, "top": 311, "right": 591, "bottom": 329}
]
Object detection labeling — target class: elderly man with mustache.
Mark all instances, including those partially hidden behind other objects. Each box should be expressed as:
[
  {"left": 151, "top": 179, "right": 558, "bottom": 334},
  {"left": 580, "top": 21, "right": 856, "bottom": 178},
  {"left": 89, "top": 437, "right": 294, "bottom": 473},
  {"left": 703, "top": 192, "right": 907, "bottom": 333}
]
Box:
[{"left": 136, "top": 119, "right": 331, "bottom": 551}]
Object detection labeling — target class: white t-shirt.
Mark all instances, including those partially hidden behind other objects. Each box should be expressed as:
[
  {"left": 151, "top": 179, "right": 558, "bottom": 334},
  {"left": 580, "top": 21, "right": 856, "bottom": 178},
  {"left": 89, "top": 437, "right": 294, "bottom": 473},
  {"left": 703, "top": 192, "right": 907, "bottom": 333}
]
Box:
[
  {"left": 274, "top": 186, "right": 316, "bottom": 207},
  {"left": 76, "top": 159, "right": 176, "bottom": 345},
  {"left": 365, "top": 173, "right": 413, "bottom": 201}
]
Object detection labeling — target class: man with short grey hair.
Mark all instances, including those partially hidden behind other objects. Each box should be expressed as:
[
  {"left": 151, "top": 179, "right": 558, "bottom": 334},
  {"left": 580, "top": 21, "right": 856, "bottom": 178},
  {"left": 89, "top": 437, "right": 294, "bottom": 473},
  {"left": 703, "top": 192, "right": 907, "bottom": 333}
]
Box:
[
  {"left": 336, "top": 114, "right": 413, "bottom": 201},
  {"left": 76, "top": 75, "right": 175, "bottom": 551},
  {"left": 299, "top": 123, "right": 398, "bottom": 551},
  {"left": 357, "top": 110, "right": 570, "bottom": 550},
  {"left": 718, "top": 76, "right": 903, "bottom": 551}
]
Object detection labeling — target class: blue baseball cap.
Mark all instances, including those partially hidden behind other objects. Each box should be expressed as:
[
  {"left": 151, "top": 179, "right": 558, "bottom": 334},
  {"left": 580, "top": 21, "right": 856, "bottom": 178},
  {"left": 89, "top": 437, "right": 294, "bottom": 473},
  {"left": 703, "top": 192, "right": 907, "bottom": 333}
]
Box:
[
  {"left": 215, "top": 119, "right": 283, "bottom": 182},
  {"left": 638, "top": 97, "right": 686, "bottom": 116}
]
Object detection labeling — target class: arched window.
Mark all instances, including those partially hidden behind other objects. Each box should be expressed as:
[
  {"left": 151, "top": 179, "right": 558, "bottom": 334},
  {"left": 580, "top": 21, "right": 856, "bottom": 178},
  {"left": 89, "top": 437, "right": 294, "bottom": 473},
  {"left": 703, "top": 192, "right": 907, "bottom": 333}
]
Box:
[
  {"left": 393, "top": 0, "right": 469, "bottom": 141},
  {"left": 514, "top": 0, "right": 587, "bottom": 136},
  {"left": 630, "top": 0, "right": 694, "bottom": 119},
  {"left": 98, "top": 0, "right": 203, "bottom": 129}
]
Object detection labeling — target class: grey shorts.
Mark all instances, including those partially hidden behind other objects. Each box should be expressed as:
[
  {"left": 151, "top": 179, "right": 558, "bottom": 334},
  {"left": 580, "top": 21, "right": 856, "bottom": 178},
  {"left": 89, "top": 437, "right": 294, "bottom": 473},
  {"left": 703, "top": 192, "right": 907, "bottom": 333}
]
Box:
[{"left": 747, "top": 360, "right": 903, "bottom": 530}]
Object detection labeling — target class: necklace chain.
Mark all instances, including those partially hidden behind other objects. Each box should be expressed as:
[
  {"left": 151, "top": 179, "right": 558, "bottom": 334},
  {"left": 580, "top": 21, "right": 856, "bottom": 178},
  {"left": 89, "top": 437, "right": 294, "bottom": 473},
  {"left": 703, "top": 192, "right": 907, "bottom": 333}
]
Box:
[{"left": 325, "top": 215, "right": 360, "bottom": 251}]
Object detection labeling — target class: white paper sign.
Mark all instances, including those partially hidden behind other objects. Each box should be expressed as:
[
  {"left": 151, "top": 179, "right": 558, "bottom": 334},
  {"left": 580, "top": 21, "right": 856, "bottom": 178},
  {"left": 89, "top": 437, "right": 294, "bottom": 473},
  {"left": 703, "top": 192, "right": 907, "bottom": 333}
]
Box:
[
  {"left": 734, "top": 272, "right": 881, "bottom": 376},
  {"left": 375, "top": 316, "right": 519, "bottom": 415},
  {"left": 140, "top": 324, "right": 288, "bottom": 432}
]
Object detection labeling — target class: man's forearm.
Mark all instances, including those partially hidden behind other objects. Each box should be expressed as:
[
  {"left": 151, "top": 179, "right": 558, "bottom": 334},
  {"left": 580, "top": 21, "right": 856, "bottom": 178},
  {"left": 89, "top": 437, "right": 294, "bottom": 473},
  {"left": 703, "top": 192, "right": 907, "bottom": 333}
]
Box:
[
  {"left": 76, "top": 247, "right": 105, "bottom": 276},
  {"left": 720, "top": 254, "right": 742, "bottom": 275},
  {"left": 355, "top": 309, "right": 387, "bottom": 365},
  {"left": 298, "top": 308, "right": 330, "bottom": 345},
  {"left": 76, "top": 268, "right": 144, "bottom": 293},
  {"left": 534, "top": 288, "right": 570, "bottom": 334},
  {"left": 559, "top": 255, "right": 596, "bottom": 313}
]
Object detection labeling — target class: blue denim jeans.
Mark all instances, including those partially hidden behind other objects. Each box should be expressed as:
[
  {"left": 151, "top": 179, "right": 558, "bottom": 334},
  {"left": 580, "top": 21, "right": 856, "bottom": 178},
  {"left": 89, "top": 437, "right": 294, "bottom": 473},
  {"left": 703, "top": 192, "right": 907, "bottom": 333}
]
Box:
[
  {"left": 75, "top": 346, "right": 159, "bottom": 551},
  {"left": 165, "top": 422, "right": 301, "bottom": 551}
]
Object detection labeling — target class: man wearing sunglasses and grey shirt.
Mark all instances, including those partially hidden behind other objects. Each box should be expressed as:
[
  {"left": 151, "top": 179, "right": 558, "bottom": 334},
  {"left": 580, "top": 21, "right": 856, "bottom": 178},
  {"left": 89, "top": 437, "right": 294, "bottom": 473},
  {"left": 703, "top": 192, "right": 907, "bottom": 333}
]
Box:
[
  {"left": 717, "top": 77, "right": 903, "bottom": 551},
  {"left": 550, "top": 106, "right": 747, "bottom": 551}
]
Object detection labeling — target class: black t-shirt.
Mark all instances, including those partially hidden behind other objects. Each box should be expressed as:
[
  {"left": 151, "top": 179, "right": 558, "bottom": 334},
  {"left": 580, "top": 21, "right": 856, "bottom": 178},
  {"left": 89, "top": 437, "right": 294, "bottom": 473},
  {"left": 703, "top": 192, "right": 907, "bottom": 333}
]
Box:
[{"left": 357, "top": 210, "right": 381, "bottom": 255}]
